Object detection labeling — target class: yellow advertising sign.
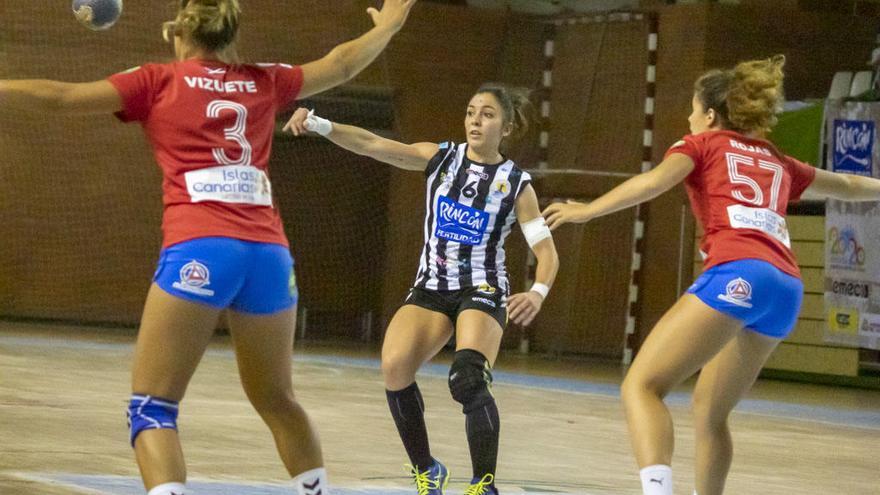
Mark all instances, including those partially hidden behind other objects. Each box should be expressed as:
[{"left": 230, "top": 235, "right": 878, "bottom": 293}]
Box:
[{"left": 827, "top": 307, "right": 860, "bottom": 334}]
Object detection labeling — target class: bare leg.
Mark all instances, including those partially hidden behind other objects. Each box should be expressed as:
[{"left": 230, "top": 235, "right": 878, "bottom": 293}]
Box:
[
  {"left": 130, "top": 284, "right": 221, "bottom": 490},
  {"left": 381, "top": 305, "right": 454, "bottom": 391},
  {"left": 454, "top": 310, "right": 503, "bottom": 366},
  {"left": 227, "top": 306, "right": 324, "bottom": 477},
  {"left": 620, "top": 295, "right": 743, "bottom": 468},
  {"left": 692, "top": 329, "right": 780, "bottom": 495}
]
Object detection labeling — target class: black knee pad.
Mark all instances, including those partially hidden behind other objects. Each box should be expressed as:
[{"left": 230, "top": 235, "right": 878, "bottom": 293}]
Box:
[{"left": 448, "top": 349, "right": 494, "bottom": 413}]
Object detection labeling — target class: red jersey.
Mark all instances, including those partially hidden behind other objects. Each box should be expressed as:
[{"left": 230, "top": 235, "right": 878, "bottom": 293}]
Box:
[
  {"left": 108, "top": 59, "right": 304, "bottom": 248},
  {"left": 665, "top": 130, "right": 816, "bottom": 278}
]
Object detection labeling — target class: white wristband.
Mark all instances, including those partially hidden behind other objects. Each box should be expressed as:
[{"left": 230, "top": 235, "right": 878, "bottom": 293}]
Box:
[
  {"left": 530, "top": 282, "right": 550, "bottom": 299},
  {"left": 305, "top": 109, "right": 333, "bottom": 136}
]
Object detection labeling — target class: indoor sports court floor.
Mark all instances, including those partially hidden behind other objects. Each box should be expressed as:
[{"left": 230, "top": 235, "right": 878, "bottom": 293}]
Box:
[{"left": 1, "top": 321, "right": 878, "bottom": 495}]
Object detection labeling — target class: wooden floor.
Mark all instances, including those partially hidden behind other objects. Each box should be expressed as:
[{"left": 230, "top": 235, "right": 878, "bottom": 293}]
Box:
[{"left": 1, "top": 322, "right": 878, "bottom": 495}]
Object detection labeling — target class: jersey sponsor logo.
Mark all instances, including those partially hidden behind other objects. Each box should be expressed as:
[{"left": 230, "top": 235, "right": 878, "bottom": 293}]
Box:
[
  {"left": 432, "top": 253, "right": 471, "bottom": 271},
  {"left": 476, "top": 283, "right": 497, "bottom": 295},
  {"left": 492, "top": 180, "right": 511, "bottom": 198},
  {"left": 467, "top": 168, "right": 490, "bottom": 180},
  {"left": 185, "top": 165, "right": 273, "bottom": 206},
  {"left": 435, "top": 196, "right": 489, "bottom": 245},
  {"left": 172, "top": 260, "right": 215, "bottom": 296},
  {"left": 726, "top": 204, "right": 791, "bottom": 248},
  {"left": 833, "top": 119, "right": 874, "bottom": 176},
  {"left": 717, "top": 277, "right": 753, "bottom": 308},
  {"left": 184, "top": 76, "right": 258, "bottom": 93},
  {"left": 439, "top": 171, "right": 454, "bottom": 186},
  {"left": 472, "top": 296, "right": 497, "bottom": 308},
  {"left": 729, "top": 139, "right": 772, "bottom": 157}
]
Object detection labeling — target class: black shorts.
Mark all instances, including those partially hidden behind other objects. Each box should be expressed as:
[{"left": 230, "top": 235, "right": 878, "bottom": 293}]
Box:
[{"left": 404, "top": 285, "right": 508, "bottom": 330}]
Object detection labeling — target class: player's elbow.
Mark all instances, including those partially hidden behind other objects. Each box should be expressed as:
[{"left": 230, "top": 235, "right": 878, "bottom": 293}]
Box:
[
  {"left": 824, "top": 173, "right": 860, "bottom": 200},
  {"left": 51, "top": 84, "right": 82, "bottom": 115},
  {"left": 361, "top": 138, "right": 389, "bottom": 160}
]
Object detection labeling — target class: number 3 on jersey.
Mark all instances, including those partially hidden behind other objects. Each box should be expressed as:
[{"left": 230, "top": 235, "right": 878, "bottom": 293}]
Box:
[
  {"left": 207, "top": 100, "right": 253, "bottom": 166},
  {"left": 725, "top": 152, "right": 783, "bottom": 211}
]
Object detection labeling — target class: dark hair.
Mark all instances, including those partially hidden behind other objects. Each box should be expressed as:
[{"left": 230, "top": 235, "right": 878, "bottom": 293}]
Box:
[
  {"left": 694, "top": 55, "right": 786, "bottom": 135},
  {"left": 164, "top": 0, "right": 240, "bottom": 53},
  {"left": 474, "top": 83, "right": 533, "bottom": 150}
]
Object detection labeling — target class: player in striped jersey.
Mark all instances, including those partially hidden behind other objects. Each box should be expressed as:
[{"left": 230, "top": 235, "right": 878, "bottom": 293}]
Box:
[
  {"left": 0, "top": 1, "right": 416, "bottom": 494},
  {"left": 544, "top": 56, "right": 880, "bottom": 495},
  {"left": 286, "top": 84, "right": 559, "bottom": 495}
]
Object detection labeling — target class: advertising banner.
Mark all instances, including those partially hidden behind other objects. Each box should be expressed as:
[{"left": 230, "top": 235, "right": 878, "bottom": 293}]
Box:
[{"left": 823, "top": 100, "right": 880, "bottom": 349}]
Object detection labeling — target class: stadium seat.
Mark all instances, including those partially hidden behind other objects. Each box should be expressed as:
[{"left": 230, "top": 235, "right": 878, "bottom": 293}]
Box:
[
  {"left": 849, "top": 70, "right": 874, "bottom": 97},
  {"left": 828, "top": 71, "right": 853, "bottom": 99}
]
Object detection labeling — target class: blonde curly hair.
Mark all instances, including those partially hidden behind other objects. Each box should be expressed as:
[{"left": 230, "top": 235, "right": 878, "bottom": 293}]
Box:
[{"left": 694, "top": 55, "right": 786, "bottom": 136}]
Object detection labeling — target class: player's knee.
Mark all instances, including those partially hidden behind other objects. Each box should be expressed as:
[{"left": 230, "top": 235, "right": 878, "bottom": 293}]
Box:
[
  {"left": 448, "top": 349, "right": 494, "bottom": 413},
  {"left": 245, "top": 386, "right": 296, "bottom": 417},
  {"left": 620, "top": 373, "right": 641, "bottom": 405},
  {"left": 621, "top": 371, "right": 671, "bottom": 405},
  {"left": 127, "top": 394, "right": 179, "bottom": 447},
  {"left": 691, "top": 391, "right": 730, "bottom": 430},
  {"left": 382, "top": 353, "right": 418, "bottom": 386}
]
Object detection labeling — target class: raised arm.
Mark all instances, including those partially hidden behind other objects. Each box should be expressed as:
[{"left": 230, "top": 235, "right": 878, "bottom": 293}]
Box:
[
  {"left": 298, "top": 0, "right": 416, "bottom": 99},
  {"left": 0, "top": 79, "right": 121, "bottom": 116},
  {"left": 802, "top": 168, "right": 880, "bottom": 201},
  {"left": 284, "top": 107, "right": 437, "bottom": 171},
  {"left": 542, "top": 153, "right": 695, "bottom": 230},
  {"left": 507, "top": 184, "right": 559, "bottom": 327}
]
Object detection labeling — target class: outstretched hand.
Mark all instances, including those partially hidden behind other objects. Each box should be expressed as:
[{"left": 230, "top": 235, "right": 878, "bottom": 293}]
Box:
[
  {"left": 367, "top": 0, "right": 417, "bottom": 33},
  {"left": 282, "top": 108, "right": 310, "bottom": 135},
  {"left": 541, "top": 200, "right": 592, "bottom": 231},
  {"left": 508, "top": 291, "right": 544, "bottom": 327}
]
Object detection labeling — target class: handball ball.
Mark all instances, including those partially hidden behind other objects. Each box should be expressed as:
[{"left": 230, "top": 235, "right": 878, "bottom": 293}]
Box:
[{"left": 72, "top": 0, "right": 123, "bottom": 31}]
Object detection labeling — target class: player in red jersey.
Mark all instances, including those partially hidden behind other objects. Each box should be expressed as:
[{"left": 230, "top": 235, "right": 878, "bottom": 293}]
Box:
[
  {"left": 0, "top": 1, "right": 415, "bottom": 494},
  {"left": 543, "top": 55, "right": 880, "bottom": 495}
]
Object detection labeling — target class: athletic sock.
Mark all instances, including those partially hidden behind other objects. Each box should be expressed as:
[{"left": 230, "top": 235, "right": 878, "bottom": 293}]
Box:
[
  {"left": 386, "top": 382, "right": 433, "bottom": 469},
  {"left": 465, "top": 400, "right": 500, "bottom": 481},
  {"left": 639, "top": 464, "right": 673, "bottom": 495},
  {"left": 147, "top": 482, "right": 188, "bottom": 495},
  {"left": 291, "top": 467, "right": 328, "bottom": 495}
]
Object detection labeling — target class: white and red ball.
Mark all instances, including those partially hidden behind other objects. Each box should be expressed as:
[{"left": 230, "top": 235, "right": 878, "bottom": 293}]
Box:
[{"left": 72, "top": 0, "right": 123, "bottom": 31}]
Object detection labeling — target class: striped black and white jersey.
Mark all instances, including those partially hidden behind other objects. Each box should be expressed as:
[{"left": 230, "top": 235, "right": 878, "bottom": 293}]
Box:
[{"left": 414, "top": 142, "right": 532, "bottom": 293}]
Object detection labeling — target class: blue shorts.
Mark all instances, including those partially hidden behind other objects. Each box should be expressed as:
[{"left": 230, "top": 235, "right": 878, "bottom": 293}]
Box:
[
  {"left": 687, "top": 259, "right": 803, "bottom": 339},
  {"left": 153, "top": 237, "right": 298, "bottom": 314}
]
